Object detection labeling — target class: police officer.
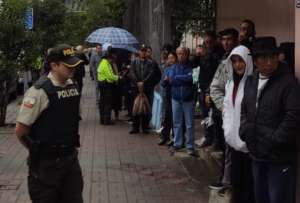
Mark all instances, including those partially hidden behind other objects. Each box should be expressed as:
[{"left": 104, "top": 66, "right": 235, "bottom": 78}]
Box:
[
  {"left": 15, "top": 44, "right": 84, "bottom": 203},
  {"left": 97, "top": 51, "right": 120, "bottom": 125}
]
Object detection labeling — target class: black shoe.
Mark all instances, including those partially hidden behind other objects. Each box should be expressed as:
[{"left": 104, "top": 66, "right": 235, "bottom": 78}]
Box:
[
  {"left": 209, "top": 182, "right": 225, "bottom": 190},
  {"left": 129, "top": 130, "right": 139, "bottom": 134},
  {"left": 169, "top": 146, "right": 181, "bottom": 155},
  {"left": 167, "top": 140, "right": 174, "bottom": 147},
  {"left": 157, "top": 139, "right": 168, "bottom": 146},
  {"left": 142, "top": 129, "right": 149, "bottom": 134},
  {"left": 103, "top": 121, "right": 114, "bottom": 125}
]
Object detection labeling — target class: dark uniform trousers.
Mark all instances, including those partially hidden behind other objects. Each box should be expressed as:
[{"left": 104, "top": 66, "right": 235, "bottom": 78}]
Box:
[
  {"left": 99, "top": 82, "right": 114, "bottom": 123},
  {"left": 28, "top": 150, "right": 83, "bottom": 203}
]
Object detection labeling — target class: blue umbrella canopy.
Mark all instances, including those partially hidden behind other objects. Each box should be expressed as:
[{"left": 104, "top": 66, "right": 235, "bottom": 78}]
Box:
[{"left": 86, "top": 27, "right": 139, "bottom": 45}]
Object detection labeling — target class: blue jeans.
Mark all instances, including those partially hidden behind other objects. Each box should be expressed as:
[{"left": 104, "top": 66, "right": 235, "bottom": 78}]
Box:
[
  {"left": 172, "top": 99, "right": 195, "bottom": 150},
  {"left": 252, "top": 160, "right": 296, "bottom": 203}
]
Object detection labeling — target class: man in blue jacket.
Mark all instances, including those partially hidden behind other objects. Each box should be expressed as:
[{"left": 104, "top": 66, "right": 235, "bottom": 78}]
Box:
[{"left": 164, "top": 47, "right": 196, "bottom": 156}]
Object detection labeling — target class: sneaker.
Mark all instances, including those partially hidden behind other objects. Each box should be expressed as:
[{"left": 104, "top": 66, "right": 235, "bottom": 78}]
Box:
[
  {"left": 155, "top": 127, "right": 164, "bottom": 134},
  {"left": 169, "top": 146, "right": 181, "bottom": 155},
  {"left": 142, "top": 129, "right": 149, "bottom": 134},
  {"left": 208, "top": 182, "right": 225, "bottom": 190},
  {"left": 197, "top": 137, "right": 212, "bottom": 148}
]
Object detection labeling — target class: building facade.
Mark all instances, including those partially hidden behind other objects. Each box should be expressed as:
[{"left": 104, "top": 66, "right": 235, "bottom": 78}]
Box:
[{"left": 123, "top": 0, "right": 172, "bottom": 60}]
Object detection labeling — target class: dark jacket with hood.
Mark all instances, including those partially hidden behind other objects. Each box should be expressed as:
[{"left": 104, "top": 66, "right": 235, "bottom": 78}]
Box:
[{"left": 240, "top": 62, "right": 300, "bottom": 163}]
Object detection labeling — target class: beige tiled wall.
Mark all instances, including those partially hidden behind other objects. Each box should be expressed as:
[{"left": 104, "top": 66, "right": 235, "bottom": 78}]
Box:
[{"left": 216, "top": 0, "right": 295, "bottom": 43}]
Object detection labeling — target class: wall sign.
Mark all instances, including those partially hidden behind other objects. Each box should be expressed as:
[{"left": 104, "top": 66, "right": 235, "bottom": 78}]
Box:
[{"left": 25, "top": 8, "right": 33, "bottom": 30}]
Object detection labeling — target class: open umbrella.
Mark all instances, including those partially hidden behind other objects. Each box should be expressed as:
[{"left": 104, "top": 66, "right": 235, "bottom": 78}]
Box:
[{"left": 86, "top": 27, "right": 139, "bottom": 52}]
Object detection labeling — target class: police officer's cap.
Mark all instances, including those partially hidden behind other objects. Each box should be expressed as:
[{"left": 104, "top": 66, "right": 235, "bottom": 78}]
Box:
[
  {"left": 47, "top": 44, "right": 83, "bottom": 68},
  {"left": 139, "top": 43, "right": 148, "bottom": 51}
]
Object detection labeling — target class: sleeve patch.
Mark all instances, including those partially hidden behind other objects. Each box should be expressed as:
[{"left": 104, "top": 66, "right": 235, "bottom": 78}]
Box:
[{"left": 23, "top": 97, "right": 36, "bottom": 109}]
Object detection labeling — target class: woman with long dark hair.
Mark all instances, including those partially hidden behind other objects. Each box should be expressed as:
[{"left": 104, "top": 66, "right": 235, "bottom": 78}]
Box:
[{"left": 158, "top": 51, "right": 177, "bottom": 145}]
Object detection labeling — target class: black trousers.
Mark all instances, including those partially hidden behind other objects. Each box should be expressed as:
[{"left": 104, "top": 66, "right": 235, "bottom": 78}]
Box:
[
  {"left": 27, "top": 151, "right": 83, "bottom": 203},
  {"left": 160, "top": 96, "right": 172, "bottom": 141},
  {"left": 199, "top": 92, "right": 209, "bottom": 118},
  {"left": 212, "top": 108, "right": 225, "bottom": 150},
  {"left": 132, "top": 91, "right": 154, "bottom": 132},
  {"left": 124, "top": 86, "right": 133, "bottom": 117},
  {"left": 112, "top": 84, "right": 122, "bottom": 118},
  {"left": 213, "top": 108, "right": 226, "bottom": 183},
  {"left": 99, "top": 83, "right": 114, "bottom": 123},
  {"left": 231, "top": 150, "right": 255, "bottom": 203},
  {"left": 252, "top": 160, "right": 296, "bottom": 203}
]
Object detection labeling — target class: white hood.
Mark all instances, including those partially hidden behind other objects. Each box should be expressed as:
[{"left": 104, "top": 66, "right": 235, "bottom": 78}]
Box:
[
  {"left": 223, "top": 45, "right": 253, "bottom": 153},
  {"left": 225, "top": 45, "right": 253, "bottom": 83}
]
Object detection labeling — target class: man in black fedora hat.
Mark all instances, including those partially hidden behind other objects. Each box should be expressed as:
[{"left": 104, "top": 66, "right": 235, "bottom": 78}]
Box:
[{"left": 240, "top": 36, "right": 300, "bottom": 203}]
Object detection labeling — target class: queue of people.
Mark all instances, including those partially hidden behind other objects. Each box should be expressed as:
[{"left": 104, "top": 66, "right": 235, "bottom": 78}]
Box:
[{"left": 14, "top": 18, "right": 300, "bottom": 203}]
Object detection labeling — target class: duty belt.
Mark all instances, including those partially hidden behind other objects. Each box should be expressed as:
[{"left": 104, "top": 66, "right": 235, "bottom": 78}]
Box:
[{"left": 39, "top": 145, "right": 77, "bottom": 159}]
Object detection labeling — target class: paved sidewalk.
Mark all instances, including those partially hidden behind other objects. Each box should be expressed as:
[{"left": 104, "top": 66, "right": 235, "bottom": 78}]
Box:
[
  {"left": 5, "top": 98, "right": 20, "bottom": 125},
  {"left": 0, "top": 77, "right": 219, "bottom": 203}
]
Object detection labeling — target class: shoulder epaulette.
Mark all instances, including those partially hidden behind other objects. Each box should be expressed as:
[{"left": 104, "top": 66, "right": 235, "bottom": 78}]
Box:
[{"left": 34, "top": 76, "right": 51, "bottom": 89}]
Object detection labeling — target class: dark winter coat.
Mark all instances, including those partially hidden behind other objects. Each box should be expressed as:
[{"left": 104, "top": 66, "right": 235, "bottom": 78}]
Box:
[
  {"left": 240, "top": 62, "right": 300, "bottom": 163},
  {"left": 129, "top": 58, "right": 160, "bottom": 93},
  {"left": 198, "top": 52, "right": 222, "bottom": 93}
]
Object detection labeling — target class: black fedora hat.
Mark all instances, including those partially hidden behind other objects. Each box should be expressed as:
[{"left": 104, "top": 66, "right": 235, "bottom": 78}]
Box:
[{"left": 252, "top": 36, "right": 280, "bottom": 56}]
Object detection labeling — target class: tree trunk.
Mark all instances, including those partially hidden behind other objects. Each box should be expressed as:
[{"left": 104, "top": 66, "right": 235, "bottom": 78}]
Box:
[{"left": 0, "top": 80, "right": 9, "bottom": 126}]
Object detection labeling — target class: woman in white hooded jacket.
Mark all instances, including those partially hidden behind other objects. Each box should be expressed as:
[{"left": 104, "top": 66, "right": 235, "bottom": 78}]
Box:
[{"left": 223, "top": 45, "right": 255, "bottom": 203}]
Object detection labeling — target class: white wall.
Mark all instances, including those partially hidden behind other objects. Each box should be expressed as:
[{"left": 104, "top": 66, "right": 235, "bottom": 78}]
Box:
[{"left": 217, "top": 0, "right": 295, "bottom": 43}]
